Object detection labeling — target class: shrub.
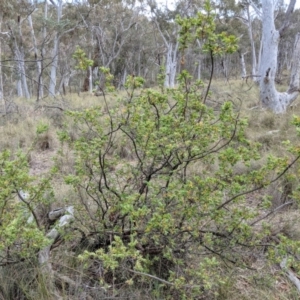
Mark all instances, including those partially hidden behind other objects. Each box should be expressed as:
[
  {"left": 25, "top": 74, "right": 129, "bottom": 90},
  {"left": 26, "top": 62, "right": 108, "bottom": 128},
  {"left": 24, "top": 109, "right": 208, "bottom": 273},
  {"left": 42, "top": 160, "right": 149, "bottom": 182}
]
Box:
[{"left": 57, "top": 68, "right": 300, "bottom": 298}]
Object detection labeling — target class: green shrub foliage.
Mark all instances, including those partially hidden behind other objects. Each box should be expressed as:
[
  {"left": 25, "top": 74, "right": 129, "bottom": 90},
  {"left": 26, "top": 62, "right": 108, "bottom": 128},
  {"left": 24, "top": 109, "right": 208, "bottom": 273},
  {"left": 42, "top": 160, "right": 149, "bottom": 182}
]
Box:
[
  {"left": 0, "top": 149, "right": 54, "bottom": 262},
  {"left": 57, "top": 67, "right": 300, "bottom": 298},
  {"left": 1, "top": 2, "right": 300, "bottom": 298},
  {"left": 56, "top": 5, "right": 300, "bottom": 298}
]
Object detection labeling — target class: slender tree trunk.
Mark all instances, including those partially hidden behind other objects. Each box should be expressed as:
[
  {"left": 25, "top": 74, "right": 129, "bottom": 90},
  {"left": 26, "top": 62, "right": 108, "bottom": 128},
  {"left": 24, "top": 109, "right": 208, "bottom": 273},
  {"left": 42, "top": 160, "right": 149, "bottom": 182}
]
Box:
[
  {"left": 58, "top": 70, "right": 75, "bottom": 94},
  {"left": 49, "top": 0, "right": 62, "bottom": 97},
  {"left": 221, "top": 56, "right": 229, "bottom": 82},
  {"left": 196, "top": 39, "right": 202, "bottom": 80},
  {"left": 138, "top": 50, "right": 141, "bottom": 77},
  {"left": 14, "top": 46, "right": 26, "bottom": 98},
  {"left": 287, "top": 34, "right": 300, "bottom": 93},
  {"left": 19, "top": 53, "right": 30, "bottom": 99},
  {"left": 0, "top": 12, "right": 3, "bottom": 101},
  {"left": 164, "top": 41, "right": 178, "bottom": 88},
  {"left": 9, "top": 20, "right": 30, "bottom": 99},
  {"left": 17, "top": 19, "right": 30, "bottom": 99},
  {"left": 246, "top": 5, "right": 258, "bottom": 78},
  {"left": 15, "top": 51, "right": 23, "bottom": 98},
  {"left": 122, "top": 68, "right": 127, "bottom": 87},
  {"left": 239, "top": 52, "right": 247, "bottom": 78},
  {"left": 49, "top": 34, "right": 60, "bottom": 96},
  {"left": 152, "top": 14, "right": 178, "bottom": 88},
  {"left": 88, "top": 52, "right": 93, "bottom": 93},
  {"left": 28, "top": 14, "right": 43, "bottom": 100}
]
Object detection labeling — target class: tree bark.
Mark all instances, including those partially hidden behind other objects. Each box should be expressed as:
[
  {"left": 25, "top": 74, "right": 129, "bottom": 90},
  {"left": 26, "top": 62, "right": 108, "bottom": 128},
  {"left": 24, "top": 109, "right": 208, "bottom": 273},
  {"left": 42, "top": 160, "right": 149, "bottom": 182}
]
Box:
[
  {"left": 259, "top": 0, "right": 299, "bottom": 113},
  {"left": 17, "top": 18, "right": 30, "bottom": 99},
  {"left": 246, "top": 4, "right": 258, "bottom": 78},
  {"left": 164, "top": 41, "right": 178, "bottom": 88},
  {"left": 88, "top": 52, "right": 93, "bottom": 93},
  {"left": 239, "top": 51, "right": 247, "bottom": 78},
  {"left": 196, "top": 39, "right": 202, "bottom": 80},
  {"left": 28, "top": 13, "right": 43, "bottom": 100},
  {"left": 0, "top": 12, "right": 3, "bottom": 101},
  {"left": 9, "top": 19, "right": 30, "bottom": 99},
  {"left": 49, "top": 0, "right": 62, "bottom": 97}
]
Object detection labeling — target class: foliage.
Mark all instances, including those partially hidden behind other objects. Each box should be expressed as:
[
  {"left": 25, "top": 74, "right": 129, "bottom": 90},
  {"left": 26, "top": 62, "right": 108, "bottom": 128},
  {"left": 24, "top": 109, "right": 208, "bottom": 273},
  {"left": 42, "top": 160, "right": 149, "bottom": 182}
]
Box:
[
  {"left": 99, "top": 66, "right": 116, "bottom": 92},
  {"left": 72, "top": 46, "right": 94, "bottom": 71},
  {"left": 56, "top": 63, "right": 300, "bottom": 298},
  {"left": 0, "top": 147, "right": 55, "bottom": 263},
  {"left": 176, "top": 0, "right": 238, "bottom": 55},
  {"left": 50, "top": 6, "right": 300, "bottom": 298},
  {"left": 2, "top": 1, "right": 300, "bottom": 298}
]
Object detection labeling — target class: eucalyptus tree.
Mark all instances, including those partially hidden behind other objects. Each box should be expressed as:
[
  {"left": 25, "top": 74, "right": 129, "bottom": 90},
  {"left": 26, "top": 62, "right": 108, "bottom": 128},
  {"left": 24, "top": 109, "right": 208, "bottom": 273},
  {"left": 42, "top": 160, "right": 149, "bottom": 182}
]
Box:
[
  {"left": 148, "top": 0, "right": 181, "bottom": 87},
  {"left": 0, "top": 12, "right": 4, "bottom": 101},
  {"left": 276, "top": 7, "right": 300, "bottom": 83},
  {"left": 48, "top": 0, "right": 63, "bottom": 96},
  {"left": 27, "top": 1, "right": 45, "bottom": 100},
  {"left": 97, "top": 1, "right": 141, "bottom": 85},
  {"left": 236, "top": 0, "right": 262, "bottom": 80},
  {"left": 46, "top": 0, "right": 85, "bottom": 96},
  {"left": 3, "top": 1, "right": 32, "bottom": 99},
  {"left": 259, "top": 0, "right": 300, "bottom": 113}
]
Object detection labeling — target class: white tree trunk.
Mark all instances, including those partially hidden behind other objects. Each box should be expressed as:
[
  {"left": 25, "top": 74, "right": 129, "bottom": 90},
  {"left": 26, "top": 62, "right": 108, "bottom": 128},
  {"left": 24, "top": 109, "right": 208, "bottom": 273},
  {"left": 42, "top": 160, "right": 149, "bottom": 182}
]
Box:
[
  {"left": 28, "top": 14, "right": 43, "bottom": 100},
  {"left": 138, "top": 50, "right": 141, "bottom": 77},
  {"left": 260, "top": 0, "right": 299, "bottom": 113},
  {"left": 16, "top": 62, "right": 23, "bottom": 98},
  {"left": 17, "top": 19, "right": 30, "bottom": 99},
  {"left": 257, "top": 37, "right": 263, "bottom": 76},
  {"left": 164, "top": 41, "right": 178, "bottom": 88},
  {"left": 14, "top": 46, "right": 30, "bottom": 98},
  {"left": 287, "top": 33, "right": 300, "bottom": 94},
  {"left": 246, "top": 5, "right": 258, "bottom": 78},
  {"left": 122, "top": 68, "right": 127, "bottom": 88},
  {"left": 238, "top": 3, "right": 260, "bottom": 80},
  {"left": 239, "top": 52, "right": 247, "bottom": 78},
  {"left": 49, "top": 34, "right": 60, "bottom": 97},
  {"left": 42, "top": 0, "right": 47, "bottom": 93},
  {"left": 151, "top": 10, "right": 178, "bottom": 88},
  {"left": 19, "top": 51, "right": 30, "bottom": 99},
  {"left": 88, "top": 53, "right": 93, "bottom": 93},
  {"left": 48, "top": 0, "right": 62, "bottom": 97},
  {"left": 10, "top": 21, "right": 30, "bottom": 99},
  {"left": 0, "top": 13, "right": 3, "bottom": 101},
  {"left": 196, "top": 40, "right": 202, "bottom": 80}
]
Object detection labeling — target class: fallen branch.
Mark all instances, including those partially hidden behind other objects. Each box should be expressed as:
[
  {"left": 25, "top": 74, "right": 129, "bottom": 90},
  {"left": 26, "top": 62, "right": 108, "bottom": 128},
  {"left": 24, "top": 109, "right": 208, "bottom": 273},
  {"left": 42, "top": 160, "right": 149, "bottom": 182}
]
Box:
[
  {"left": 280, "top": 258, "right": 300, "bottom": 293},
  {"left": 39, "top": 206, "right": 74, "bottom": 267}
]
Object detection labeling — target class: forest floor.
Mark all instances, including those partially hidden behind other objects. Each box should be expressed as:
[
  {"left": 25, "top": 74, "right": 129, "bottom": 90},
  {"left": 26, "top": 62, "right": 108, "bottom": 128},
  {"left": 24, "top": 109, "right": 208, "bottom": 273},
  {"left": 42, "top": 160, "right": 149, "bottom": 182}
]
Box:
[{"left": 1, "top": 79, "right": 300, "bottom": 299}]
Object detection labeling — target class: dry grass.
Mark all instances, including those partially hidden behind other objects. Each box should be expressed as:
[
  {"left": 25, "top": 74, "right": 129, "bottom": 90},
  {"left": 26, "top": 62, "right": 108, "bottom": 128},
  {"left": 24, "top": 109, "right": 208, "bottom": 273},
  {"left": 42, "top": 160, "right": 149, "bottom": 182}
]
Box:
[
  {"left": 218, "top": 263, "right": 300, "bottom": 300},
  {"left": 2, "top": 80, "right": 300, "bottom": 299}
]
